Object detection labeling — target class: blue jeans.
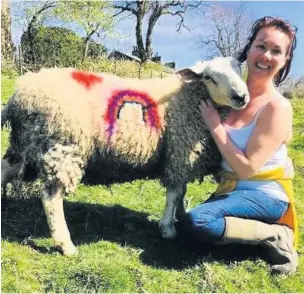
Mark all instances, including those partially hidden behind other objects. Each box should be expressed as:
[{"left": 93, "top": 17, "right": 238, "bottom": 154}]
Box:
[{"left": 183, "top": 190, "right": 289, "bottom": 242}]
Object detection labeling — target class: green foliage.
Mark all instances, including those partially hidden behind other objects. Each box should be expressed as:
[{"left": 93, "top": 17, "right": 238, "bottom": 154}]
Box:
[
  {"left": 1, "top": 75, "right": 304, "bottom": 293},
  {"left": 1, "top": 75, "right": 17, "bottom": 105},
  {"left": 21, "top": 26, "right": 79, "bottom": 67},
  {"left": 1, "top": 59, "right": 18, "bottom": 78},
  {"left": 53, "top": 1, "right": 117, "bottom": 61},
  {"left": 53, "top": 1, "right": 115, "bottom": 37},
  {"left": 293, "top": 86, "right": 304, "bottom": 99},
  {"left": 21, "top": 26, "right": 107, "bottom": 68},
  {"left": 76, "top": 57, "right": 173, "bottom": 79},
  {"left": 86, "top": 40, "right": 108, "bottom": 59}
]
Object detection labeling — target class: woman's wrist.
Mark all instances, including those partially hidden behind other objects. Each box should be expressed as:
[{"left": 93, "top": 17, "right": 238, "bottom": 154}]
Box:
[{"left": 210, "top": 123, "right": 225, "bottom": 138}]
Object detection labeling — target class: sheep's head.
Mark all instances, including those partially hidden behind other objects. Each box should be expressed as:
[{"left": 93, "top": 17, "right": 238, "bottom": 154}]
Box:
[{"left": 176, "top": 56, "right": 250, "bottom": 110}]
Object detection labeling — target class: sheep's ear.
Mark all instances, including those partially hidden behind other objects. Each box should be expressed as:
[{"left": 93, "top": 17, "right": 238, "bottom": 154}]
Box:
[
  {"left": 228, "top": 54, "right": 243, "bottom": 69},
  {"left": 176, "top": 61, "right": 206, "bottom": 82},
  {"left": 232, "top": 49, "right": 245, "bottom": 63},
  {"left": 176, "top": 68, "right": 204, "bottom": 83}
]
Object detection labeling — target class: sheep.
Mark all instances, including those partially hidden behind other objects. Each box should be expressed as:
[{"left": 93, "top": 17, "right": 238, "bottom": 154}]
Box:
[{"left": 1, "top": 56, "right": 249, "bottom": 256}]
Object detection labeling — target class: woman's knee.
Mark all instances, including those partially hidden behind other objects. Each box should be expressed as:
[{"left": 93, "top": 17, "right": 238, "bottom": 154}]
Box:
[
  {"left": 187, "top": 209, "right": 216, "bottom": 229},
  {"left": 183, "top": 208, "right": 225, "bottom": 241}
]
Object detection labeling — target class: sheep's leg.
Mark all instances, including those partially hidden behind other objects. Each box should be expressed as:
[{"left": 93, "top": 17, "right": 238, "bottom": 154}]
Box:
[
  {"left": 160, "top": 184, "right": 186, "bottom": 239},
  {"left": 1, "top": 159, "right": 22, "bottom": 186},
  {"left": 175, "top": 184, "right": 187, "bottom": 221},
  {"left": 42, "top": 185, "right": 78, "bottom": 256},
  {"left": 1, "top": 159, "right": 22, "bottom": 201},
  {"left": 40, "top": 143, "right": 84, "bottom": 256}
]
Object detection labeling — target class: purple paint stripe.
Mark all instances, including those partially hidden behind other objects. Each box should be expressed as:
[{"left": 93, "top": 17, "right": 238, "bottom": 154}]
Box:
[
  {"left": 106, "top": 90, "right": 158, "bottom": 141},
  {"left": 106, "top": 91, "right": 127, "bottom": 139},
  {"left": 119, "top": 90, "right": 158, "bottom": 128}
]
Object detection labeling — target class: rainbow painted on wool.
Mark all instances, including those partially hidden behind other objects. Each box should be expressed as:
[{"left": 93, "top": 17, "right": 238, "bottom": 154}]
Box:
[{"left": 104, "top": 89, "right": 161, "bottom": 140}]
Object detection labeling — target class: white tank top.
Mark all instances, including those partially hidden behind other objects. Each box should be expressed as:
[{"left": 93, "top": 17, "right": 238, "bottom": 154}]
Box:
[{"left": 221, "top": 107, "right": 290, "bottom": 202}]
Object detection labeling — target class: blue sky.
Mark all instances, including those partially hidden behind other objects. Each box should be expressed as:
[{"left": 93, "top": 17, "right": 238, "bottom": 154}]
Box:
[
  {"left": 106, "top": 1, "right": 304, "bottom": 77},
  {"left": 10, "top": 1, "right": 304, "bottom": 77}
]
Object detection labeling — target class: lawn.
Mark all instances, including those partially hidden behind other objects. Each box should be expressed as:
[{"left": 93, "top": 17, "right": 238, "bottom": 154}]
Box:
[{"left": 1, "top": 74, "right": 304, "bottom": 293}]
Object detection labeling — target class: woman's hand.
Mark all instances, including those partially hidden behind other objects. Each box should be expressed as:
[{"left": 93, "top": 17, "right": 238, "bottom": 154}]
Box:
[{"left": 199, "top": 99, "right": 222, "bottom": 131}]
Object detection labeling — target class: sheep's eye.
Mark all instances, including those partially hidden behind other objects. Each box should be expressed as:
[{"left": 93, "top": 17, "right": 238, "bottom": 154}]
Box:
[{"left": 204, "top": 75, "right": 217, "bottom": 85}]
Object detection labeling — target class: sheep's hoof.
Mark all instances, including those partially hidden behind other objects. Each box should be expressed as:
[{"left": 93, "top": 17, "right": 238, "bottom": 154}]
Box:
[
  {"left": 160, "top": 223, "right": 177, "bottom": 239},
  {"left": 61, "top": 243, "right": 78, "bottom": 256}
]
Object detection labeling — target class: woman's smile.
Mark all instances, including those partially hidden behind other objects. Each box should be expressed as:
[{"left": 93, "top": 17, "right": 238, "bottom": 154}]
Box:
[{"left": 255, "top": 62, "right": 271, "bottom": 70}]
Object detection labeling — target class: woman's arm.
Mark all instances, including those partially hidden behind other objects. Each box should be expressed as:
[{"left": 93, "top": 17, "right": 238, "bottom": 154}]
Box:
[{"left": 200, "top": 99, "right": 292, "bottom": 179}]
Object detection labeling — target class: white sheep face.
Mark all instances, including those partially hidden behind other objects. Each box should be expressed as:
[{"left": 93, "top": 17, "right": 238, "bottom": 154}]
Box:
[
  {"left": 178, "top": 56, "right": 250, "bottom": 109},
  {"left": 195, "top": 56, "right": 249, "bottom": 109}
]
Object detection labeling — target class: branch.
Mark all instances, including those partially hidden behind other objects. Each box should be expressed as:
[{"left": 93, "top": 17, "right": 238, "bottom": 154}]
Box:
[
  {"left": 294, "top": 76, "right": 304, "bottom": 88},
  {"left": 29, "top": 1, "right": 55, "bottom": 27},
  {"left": 160, "top": 1, "right": 206, "bottom": 31},
  {"left": 113, "top": 2, "right": 138, "bottom": 16}
]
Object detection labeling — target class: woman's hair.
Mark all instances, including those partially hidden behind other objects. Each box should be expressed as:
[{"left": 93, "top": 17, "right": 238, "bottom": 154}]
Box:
[{"left": 238, "top": 16, "right": 297, "bottom": 86}]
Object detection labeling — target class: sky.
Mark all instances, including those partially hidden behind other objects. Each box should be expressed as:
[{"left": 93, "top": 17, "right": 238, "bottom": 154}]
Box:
[
  {"left": 10, "top": 1, "right": 304, "bottom": 77},
  {"left": 105, "top": 1, "right": 304, "bottom": 77}
]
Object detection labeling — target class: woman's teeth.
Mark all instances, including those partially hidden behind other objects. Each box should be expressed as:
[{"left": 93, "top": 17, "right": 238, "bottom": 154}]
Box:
[{"left": 256, "top": 62, "right": 270, "bottom": 70}]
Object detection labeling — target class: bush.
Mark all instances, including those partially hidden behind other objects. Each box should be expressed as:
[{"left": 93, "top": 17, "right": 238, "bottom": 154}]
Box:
[
  {"left": 21, "top": 26, "right": 107, "bottom": 69},
  {"left": 76, "top": 57, "right": 173, "bottom": 79},
  {"left": 293, "top": 87, "right": 304, "bottom": 99},
  {"left": 1, "top": 59, "right": 18, "bottom": 77}
]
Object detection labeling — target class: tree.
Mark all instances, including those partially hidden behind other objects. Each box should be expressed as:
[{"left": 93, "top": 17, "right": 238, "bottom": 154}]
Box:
[
  {"left": 113, "top": 1, "right": 204, "bottom": 63},
  {"left": 21, "top": 26, "right": 107, "bottom": 67},
  {"left": 1, "top": 0, "right": 14, "bottom": 63},
  {"left": 53, "top": 1, "right": 116, "bottom": 62},
  {"left": 86, "top": 39, "right": 108, "bottom": 59},
  {"left": 279, "top": 75, "right": 304, "bottom": 99},
  {"left": 197, "top": 3, "right": 251, "bottom": 58},
  {"left": 13, "top": 1, "right": 56, "bottom": 64}
]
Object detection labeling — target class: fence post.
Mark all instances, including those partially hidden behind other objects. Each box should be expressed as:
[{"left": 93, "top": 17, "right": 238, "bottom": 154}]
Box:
[{"left": 138, "top": 64, "right": 142, "bottom": 79}]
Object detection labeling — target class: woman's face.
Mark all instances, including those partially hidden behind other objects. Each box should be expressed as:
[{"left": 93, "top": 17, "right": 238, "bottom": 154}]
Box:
[{"left": 246, "top": 26, "right": 291, "bottom": 82}]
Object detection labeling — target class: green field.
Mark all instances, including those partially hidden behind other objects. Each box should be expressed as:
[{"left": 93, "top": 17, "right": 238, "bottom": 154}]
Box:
[{"left": 1, "top": 75, "right": 304, "bottom": 293}]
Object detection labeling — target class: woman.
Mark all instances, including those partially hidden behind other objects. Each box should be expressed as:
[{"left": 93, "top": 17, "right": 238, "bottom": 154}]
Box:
[{"left": 182, "top": 16, "right": 298, "bottom": 275}]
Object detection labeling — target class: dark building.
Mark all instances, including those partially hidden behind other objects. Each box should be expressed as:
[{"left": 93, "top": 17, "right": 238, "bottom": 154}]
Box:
[{"left": 108, "top": 50, "right": 141, "bottom": 63}]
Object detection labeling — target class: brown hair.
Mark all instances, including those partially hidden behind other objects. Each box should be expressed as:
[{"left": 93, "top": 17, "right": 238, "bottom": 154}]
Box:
[{"left": 238, "top": 16, "right": 297, "bottom": 86}]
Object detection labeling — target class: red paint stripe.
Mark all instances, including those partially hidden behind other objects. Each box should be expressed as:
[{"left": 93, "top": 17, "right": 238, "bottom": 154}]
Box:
[{"left": 71, "top": 70, "right": 103, "bottom": 89}]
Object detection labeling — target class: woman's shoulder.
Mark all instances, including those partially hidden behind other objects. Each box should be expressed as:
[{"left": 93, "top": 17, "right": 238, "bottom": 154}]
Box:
[
  {"left": 255, "top": 95, "right": 292, "bottom": 127},
  {"left": 265, "top": 94, "right": 292, "bottom": 113}
]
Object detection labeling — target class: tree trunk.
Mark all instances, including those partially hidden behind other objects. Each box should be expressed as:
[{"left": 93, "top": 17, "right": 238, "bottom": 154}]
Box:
[
  {"left": 82, "top": 38, "right": 90, "bottom": 62},
  {"left": 1, "top": 0, "right": 14, "bottom": 63},
  {"left": 28, "top": 17, "right": 37, "bottom": 64},
  {"left": 82, "top": 30, "right": 96, "bottom": 62},
  {"left": 135, "top": 4, "right": 146, "bottom": 63},
  {"left": 146, "top": 5, "right": 162, "bottom": 61},
  {"left": 25, "top": 2, "right": 55, "bottom": 65}
]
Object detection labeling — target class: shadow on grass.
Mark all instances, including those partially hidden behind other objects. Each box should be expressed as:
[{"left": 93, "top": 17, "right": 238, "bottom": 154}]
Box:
[{"left": 1, "top": 198, "right": 261, "bottom": 270}]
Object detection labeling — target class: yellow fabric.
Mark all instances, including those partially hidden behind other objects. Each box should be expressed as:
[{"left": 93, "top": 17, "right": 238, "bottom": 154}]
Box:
[{"left": 215, "top": 167, "right": 298, "bottom": 249}]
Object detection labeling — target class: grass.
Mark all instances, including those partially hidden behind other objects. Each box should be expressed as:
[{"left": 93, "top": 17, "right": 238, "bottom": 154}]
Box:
[{"left": 1, "top": 74, "right": 304, "bottom": 293}]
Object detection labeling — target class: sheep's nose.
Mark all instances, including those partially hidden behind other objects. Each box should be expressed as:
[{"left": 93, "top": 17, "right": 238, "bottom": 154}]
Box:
[{"left": 233, "top": 94, "right": 246, "bottom": 106}]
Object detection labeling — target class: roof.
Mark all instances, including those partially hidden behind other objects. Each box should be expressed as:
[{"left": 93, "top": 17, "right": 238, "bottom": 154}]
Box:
[{"left": 108, "top": 50, "right": 141, "bottom": 62}]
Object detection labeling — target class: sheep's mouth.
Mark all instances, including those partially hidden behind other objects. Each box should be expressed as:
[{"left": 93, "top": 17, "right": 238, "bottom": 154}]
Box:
[
  {"left": 232, "top": 101, "right": 247, "bottom": 110},
  {"left": 231, "top": 95, "right": 248, "bottom": 109}
]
